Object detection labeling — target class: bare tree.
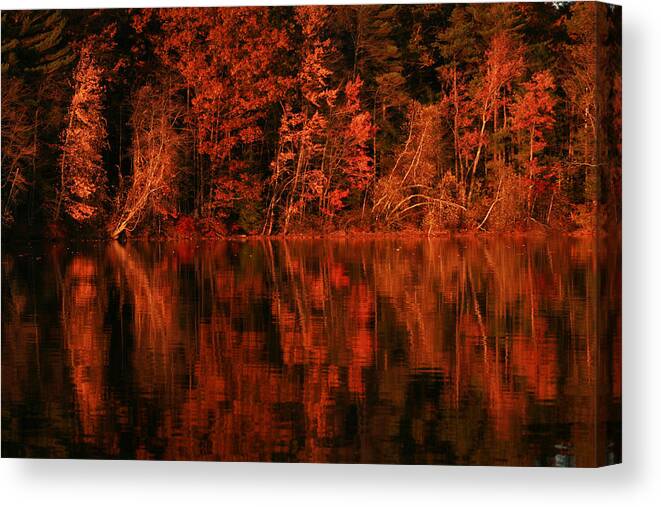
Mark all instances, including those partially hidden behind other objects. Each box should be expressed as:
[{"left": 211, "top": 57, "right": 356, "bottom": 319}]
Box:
[
  {"left": 373, "top": 102, "right": 464, "bottom": 229},
  {"left": 109, "top": 82, "right": 182, "bottom": 239}
]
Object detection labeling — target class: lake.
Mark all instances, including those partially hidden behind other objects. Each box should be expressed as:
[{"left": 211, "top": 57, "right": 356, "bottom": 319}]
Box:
[{"left": 1, "top": 236, "right": 621, "bottom": 466}]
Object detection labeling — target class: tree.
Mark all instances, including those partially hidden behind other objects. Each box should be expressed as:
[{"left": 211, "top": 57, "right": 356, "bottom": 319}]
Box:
[
  {"left": 561, "top": 1, "right": 599, "bottom": 220},
  {"left": 511, "top": 70, "right": 557, "bottom": 218},
  {"left": 337, "top": 5, "right": 407, "bottom": 176},
  {"left": 143, "top": 7, "right": 290, "bottom": 227},
  {"left": 336, "top": 77, "right": 374, "bottom": 191},
  {"left": 265, "top": 6, "right": 374, "bottom": 233},
  {"left": 1, "top": 10, "right": 75, "bottom": 229},
  {"left": 512, "top": 71, "right": 556, "bottom": 165},
  {"left": 109, "top": 81, "right": 183, "bottom": 239},
  {"left": 372, "top": 101, "right": 462, "bottom": 230},
  {"left": 436, "top": 6, "right": 479, "bottom": 185},
  {"left": 318, "top": 76, "right": 374, "bottom": 220},
  {"left": 560, "top": 2, "right": 621, "bottom": 232},
  {"left": 0, "top": 5, "right": 621, "bottom": 237},
  {"left": 1, "top": 78, "right": 36, "bottom": 226},
  {"left": 55, "top": 44, "right": 108, "bottom": 223},
  {"left": 463, "top": 32, "right": 525, "bottom": 204},
  {"left": 1, "top": 10, "right": 74, "bottom": 76}
]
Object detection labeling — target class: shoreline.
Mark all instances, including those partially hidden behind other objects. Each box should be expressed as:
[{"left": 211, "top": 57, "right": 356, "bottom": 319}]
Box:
[{"left": 2, "top": 227, "right": 621, "bottom": 246}]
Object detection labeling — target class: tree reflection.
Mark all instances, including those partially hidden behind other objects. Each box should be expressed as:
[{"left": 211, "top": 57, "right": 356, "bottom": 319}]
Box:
[{"left": 2, "top": 236, "right": 621, "bottom": 465}]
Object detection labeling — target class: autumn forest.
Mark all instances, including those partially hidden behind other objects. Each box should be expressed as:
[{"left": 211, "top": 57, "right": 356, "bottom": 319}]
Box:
[{"left": 1, "top": 2, "right": 621, "bottom": 240}]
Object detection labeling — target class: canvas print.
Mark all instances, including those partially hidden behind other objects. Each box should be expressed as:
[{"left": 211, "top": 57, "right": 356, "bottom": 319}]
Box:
[{"left": 1, "top": 2, "right": 621, "bottom": 466}]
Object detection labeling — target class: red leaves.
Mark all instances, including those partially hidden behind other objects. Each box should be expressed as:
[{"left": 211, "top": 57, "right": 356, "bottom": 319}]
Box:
[
  {"left": 58, "top": 44, "right": 108, "bottom": 223},
  {"left": 210, "top": 172, "right": 263, "bottom": 217},
  {"left": 151, "top": 7, "right": 290, "bottom": 164},
  {"left": 34, "top": 6, "right": 617, "bottom": 236},
  {"left": 512, "top": 69, "right": 557, "bottom": 189},
  {"left": 267, "top": 11, "right": 375, "bottom": 229},
  {"left": 174, "top": 215, "right": 196, "bottom": 238},
  {"left": 478, "top": 33, "right": 525, "bottom": 114},
  {"left": 339, "top": 77, "right": 375, "bottom": 192},
  {"left": 511, "top": 70, "right": 556, "bottom": 141},
  {"left": 323, "top": 189, "right": 350, "bottom": 216},
  {"left": 440, "top": 31, "right": 526, "bottom": 193}
]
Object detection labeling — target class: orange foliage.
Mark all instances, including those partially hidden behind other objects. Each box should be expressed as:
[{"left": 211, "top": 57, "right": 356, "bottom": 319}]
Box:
[{"left": 57, "top": 44, "right": 108, "bottom": 223}]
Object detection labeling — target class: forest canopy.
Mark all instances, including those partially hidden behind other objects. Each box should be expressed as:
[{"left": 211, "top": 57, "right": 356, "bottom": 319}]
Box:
[{"left": 1, "top": 3, "right": 621, "bottom": 239}]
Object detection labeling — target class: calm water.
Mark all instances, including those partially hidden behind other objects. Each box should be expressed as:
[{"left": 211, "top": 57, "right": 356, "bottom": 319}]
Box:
[{"left": 2, "top": 237, "right": 621, "bottom": 466}]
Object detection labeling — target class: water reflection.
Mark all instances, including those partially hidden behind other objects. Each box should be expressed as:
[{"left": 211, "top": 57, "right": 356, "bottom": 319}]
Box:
[{"left": 2, "top": 237, "right": 621, "bottom": 466}]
